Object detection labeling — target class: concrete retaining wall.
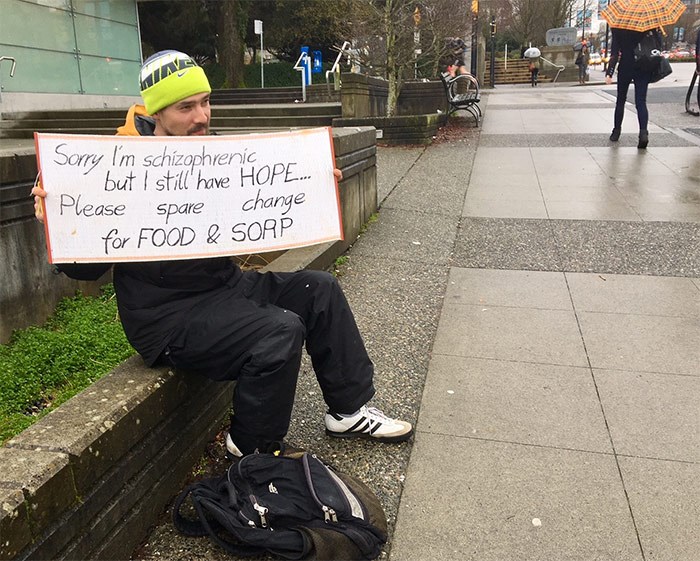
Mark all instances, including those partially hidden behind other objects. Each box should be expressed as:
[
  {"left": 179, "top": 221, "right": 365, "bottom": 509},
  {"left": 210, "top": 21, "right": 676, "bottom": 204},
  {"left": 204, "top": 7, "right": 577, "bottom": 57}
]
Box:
[
  {"left": 340, "top": 73, "right": 448, "bottom": 119},
  {"left": 338, "top": 73, "right": 452, "bottom": 144},
  {"left": 0, "top": 150, "right": 109, "bottom": 344},
  {"left": 0, "top": 126, "right": 378, "bottom": 560}
]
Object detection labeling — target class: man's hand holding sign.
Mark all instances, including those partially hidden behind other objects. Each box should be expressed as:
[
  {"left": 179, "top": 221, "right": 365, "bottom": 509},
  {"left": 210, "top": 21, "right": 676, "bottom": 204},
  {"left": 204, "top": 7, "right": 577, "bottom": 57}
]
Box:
[{"left": 33, "top": 128, "right": 343, "bottom": 263}]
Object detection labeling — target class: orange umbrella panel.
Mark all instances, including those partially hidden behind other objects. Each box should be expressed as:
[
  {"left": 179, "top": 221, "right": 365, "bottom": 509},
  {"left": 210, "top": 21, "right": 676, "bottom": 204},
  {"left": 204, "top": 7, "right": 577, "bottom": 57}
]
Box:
[{"left": 601, "top": 0, "right": 686, "bottom": 32}]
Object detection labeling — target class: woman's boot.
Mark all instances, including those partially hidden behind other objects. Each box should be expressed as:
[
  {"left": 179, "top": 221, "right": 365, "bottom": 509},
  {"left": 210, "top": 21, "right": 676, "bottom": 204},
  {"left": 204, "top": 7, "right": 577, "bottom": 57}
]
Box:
[
  {"left": 609, "top": 128, "right": 621, "bottom": 142},
  {"left": 638, "top": 129, "right": 649, "bottom": 149}
]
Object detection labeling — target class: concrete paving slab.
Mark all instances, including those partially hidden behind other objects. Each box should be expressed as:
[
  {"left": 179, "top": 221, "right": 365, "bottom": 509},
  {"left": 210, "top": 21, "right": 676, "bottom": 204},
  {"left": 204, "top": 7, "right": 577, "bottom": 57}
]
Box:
[
  {"left": 565, "top": 273, "right": 700, "bottom": 317},
  {"left": 645, "top": 147, "right": 700, "bottom": 177},
  {"left": 470, "top": 146, "right": 536, "bottom": 175},
  {"left": 529, "top": 146, "right": 614, "bottom": 175},
  {"left": 594, "top": 370, "right": 700, "bottom": 462},
  {"left": 463, "top": 198, "right": 549, "bottom": 219},
  {"left": 618, "top": 456, "right": 700, "bottom": 561},
  {"left": 418, "top": 355, "right": 612, "bottom": 453},
  {"left": 631, "top": 201, "right": 700, "bottom": 222},
  {"left": 578, "top": 312, "right": 700, "bottom": 375},
  {"left": 546, "top": 200, "right": 643, "bottom": 221},
  {"left": 462, "top": 197, "right": 548, "bottom": 220},
  {"left": 432, "top": 304, "right": 588, "bottom": 367},
  {"left": 482, "top": 107, "right": 663, "bottom": 135},
  {"left": 453, "top": 218, "right": 700, "bottom": 276},
  {"left": 611, "top": 176, "right": 700, "bottom": 203},
  {"left": 480, "top": 132, "right": 694, "bottom": 148},
  {"left": 485, "top": 90, "right": 609, "bottom": 106},
  {"left": 537, "top": 180, "right": 623, "bottom": 202},
  {"left": 454, "top": 217, "right": 563, "bottom": 271},
  {"left": 549, "top": 220, "right": 700, "bottom": 277},
  {"left": 588, "top": 147, "right": 691, "bottom": 176},
  {"left": 467, "top": 171, "right": 541, "bottom": 189},
  {"left": 445, "top": 268, "right": 573, "bottom": 310},
  {"left": 391, "top": 434, "right": 643, "bottom": 561}
]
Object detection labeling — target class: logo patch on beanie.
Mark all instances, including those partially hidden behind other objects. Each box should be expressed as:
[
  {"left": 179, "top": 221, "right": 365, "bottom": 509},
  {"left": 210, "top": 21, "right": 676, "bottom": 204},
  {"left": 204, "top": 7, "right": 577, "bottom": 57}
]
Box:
[
  {"left": 140, "top": 51, "right": 197, "bottom": 91},
  {"left": 139, "top": 50, "right": 211, "bottom": 115}
]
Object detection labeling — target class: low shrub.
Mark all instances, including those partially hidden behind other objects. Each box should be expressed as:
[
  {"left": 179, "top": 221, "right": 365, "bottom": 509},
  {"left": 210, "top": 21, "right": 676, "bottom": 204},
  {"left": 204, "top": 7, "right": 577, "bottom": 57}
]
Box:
[
  {"left": 243, "top": 61, "right": 331, "bottom": 88},
  {"left": 0, "top": 285, "right": 135, "bottom": 445}
]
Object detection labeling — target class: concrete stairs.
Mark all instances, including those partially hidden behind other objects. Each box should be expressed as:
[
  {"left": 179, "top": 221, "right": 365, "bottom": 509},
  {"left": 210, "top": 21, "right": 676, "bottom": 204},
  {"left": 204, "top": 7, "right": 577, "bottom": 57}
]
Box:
[
  {"left": 210, "top": 84, "right": 339, "bottom": 105},
  {"left": 0, "top": 102, "right": 342, "bottom": 139},
  {"left": 483, "top": 59, "right": 553, "bottom": 86}
]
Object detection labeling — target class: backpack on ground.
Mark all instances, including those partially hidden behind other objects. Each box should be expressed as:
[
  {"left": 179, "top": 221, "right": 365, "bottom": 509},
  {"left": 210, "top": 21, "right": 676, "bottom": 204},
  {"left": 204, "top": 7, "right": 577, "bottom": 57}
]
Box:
[{"left": 172, "top": 451, "right": 388, "bottom": 560}]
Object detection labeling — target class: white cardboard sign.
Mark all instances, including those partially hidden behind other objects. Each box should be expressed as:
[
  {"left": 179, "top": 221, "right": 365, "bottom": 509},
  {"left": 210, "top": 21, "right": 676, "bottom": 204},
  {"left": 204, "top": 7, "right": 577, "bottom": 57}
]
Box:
[{"left": 34, "top": 127, "right": 343, "bottom": 263}]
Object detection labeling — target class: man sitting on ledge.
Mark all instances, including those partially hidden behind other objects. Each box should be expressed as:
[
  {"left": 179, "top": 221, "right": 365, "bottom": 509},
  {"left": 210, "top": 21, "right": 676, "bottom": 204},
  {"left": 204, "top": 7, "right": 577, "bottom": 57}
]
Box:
[{"left": 31, "top": 50, "right": 413, "bottom": 457}]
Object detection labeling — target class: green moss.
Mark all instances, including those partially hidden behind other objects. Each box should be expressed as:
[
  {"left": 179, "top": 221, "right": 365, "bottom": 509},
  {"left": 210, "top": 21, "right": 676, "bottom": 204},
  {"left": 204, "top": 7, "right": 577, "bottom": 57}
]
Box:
[{"left": 0, "top": 285, "right": 135, "bottom": 445}]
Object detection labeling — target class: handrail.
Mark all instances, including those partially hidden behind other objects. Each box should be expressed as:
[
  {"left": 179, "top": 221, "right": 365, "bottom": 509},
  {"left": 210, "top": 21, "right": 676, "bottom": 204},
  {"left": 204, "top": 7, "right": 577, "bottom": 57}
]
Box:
[
  {"left": 0, "top": 56, "right": 17, "bottom": 78},
  {"left": 539, "top": 56, "right": 565, "bottom": 83},
  {"left": 325, "top": 41, "right": 351, "bottom": 94},
  {"left": 293, "top": 51, "right": 310, "bottom": 102}
]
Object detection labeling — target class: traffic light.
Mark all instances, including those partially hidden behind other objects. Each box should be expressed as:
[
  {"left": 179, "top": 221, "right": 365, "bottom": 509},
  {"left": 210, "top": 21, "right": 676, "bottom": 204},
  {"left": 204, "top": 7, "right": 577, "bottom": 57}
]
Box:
[{"left": 489, "top": 16, "right": 496, "bottom": 37}]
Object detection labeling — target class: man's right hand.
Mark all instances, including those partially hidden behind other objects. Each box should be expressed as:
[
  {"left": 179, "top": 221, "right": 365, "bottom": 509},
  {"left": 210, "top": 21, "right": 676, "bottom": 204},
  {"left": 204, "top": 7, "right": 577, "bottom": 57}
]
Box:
[
  {"left": 605, "top": 75, "right": 613, "bottom": 85},
  {"left": 31, "top": 184, "right": 46, "bottom": 223}
]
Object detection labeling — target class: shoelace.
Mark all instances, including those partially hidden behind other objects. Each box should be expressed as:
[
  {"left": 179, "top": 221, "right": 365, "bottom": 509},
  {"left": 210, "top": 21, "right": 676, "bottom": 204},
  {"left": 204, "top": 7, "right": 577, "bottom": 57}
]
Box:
[{"left": 363, "top": 406, "right": 393, "bottom": 424}]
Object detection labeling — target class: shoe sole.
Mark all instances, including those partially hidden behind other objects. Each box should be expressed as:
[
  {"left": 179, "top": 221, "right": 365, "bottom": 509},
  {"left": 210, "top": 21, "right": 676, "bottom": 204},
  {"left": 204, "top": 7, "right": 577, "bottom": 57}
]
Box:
[{"left": 325, "top": 428, "right": 414, "bottom": 443}]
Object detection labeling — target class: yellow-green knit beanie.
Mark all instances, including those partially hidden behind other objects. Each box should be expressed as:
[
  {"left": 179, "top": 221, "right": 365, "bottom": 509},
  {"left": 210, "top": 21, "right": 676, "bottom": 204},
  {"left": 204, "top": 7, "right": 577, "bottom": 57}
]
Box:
[{"left": 139, "top": 50, "right": 211, "bottom": 115}]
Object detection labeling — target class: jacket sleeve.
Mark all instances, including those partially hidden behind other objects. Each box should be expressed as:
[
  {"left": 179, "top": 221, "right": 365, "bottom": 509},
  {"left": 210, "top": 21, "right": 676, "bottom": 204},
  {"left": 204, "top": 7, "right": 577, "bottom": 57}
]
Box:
[
  {"left": 55, "top": 263, "right": 112, "bottom": 281},
  {"left": 606, "top": 34, "right": 619, "bottom": 77}
]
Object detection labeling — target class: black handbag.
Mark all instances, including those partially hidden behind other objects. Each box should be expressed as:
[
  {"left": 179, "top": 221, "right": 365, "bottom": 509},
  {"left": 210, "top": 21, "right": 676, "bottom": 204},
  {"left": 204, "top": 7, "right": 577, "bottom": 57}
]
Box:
[
  {"left": 650, "top": 56, "right": 672, "bottom": 83},
  {"left": 633, "top": 31, "right": 662, "bottom": 74}
]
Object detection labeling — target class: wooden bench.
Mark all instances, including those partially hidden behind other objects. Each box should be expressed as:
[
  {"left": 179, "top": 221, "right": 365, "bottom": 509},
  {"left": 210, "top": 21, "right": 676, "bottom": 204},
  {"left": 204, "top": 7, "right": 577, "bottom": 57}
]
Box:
[{"left": 439, "top": 72, "right": 481, "bottom": 126}]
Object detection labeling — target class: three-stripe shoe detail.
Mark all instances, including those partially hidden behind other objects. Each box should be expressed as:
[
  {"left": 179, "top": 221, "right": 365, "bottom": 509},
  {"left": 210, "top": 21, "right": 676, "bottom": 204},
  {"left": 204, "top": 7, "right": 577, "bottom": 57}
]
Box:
[{"left": 324, "top": 405, "right": 413, "bottom": 443}]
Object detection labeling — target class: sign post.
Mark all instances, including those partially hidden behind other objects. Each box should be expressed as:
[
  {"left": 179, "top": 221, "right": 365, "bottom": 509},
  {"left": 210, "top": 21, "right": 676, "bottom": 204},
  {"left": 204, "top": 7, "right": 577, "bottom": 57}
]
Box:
[{"left": 254, "top": 19, "right": 264, "bottom": 88}]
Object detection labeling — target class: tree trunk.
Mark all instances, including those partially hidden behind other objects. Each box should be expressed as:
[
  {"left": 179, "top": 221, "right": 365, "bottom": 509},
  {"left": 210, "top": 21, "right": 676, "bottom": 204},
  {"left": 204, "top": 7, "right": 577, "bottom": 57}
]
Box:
[
  {"left": 216, "top": 0, "right": 246, "bottom": 88},
  {"left": 384, "top": 0, "right": 401, "bottom": 116}
]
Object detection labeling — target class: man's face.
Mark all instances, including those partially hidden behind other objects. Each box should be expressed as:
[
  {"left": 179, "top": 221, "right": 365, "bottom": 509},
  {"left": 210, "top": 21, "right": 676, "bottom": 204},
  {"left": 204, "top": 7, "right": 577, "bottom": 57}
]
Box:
[{"left": 153, "top": 92, "right": 211, "bottom": 136}]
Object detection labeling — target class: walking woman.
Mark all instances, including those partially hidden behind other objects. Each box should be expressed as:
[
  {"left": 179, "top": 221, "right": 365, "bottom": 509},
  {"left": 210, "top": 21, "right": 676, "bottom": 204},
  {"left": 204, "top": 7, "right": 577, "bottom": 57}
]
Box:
[
  {"left": 576, "top": 38, "right": 590, "bottom": 84},
  {"left": 605, "top": 27, "right": 662, "bottom": 149}
]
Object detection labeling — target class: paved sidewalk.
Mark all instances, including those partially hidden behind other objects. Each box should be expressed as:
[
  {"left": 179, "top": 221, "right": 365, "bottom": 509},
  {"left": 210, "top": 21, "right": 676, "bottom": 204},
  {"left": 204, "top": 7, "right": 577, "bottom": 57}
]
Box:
[
  {"left": 389, "top": 67, "right": 699, "bottom": 561},
  {"left": 127, "top": 68, "right": 698, "bottom": 559}
]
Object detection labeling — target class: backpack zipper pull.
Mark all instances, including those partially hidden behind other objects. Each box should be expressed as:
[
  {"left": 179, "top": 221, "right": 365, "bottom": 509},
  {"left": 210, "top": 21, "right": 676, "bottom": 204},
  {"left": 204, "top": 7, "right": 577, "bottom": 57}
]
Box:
[
  {"left": 323, "top": 505, "right": 338, "bottom": 523},
  {"left": 251, "top": 496, "right": 269, "bottom": 527}
]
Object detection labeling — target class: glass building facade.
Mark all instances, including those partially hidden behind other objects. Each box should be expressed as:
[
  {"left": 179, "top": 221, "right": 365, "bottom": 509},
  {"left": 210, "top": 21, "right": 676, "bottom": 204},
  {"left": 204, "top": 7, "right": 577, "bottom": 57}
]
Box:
[{"left": 0, "top": 0, "right": 141, "bottom": 97}]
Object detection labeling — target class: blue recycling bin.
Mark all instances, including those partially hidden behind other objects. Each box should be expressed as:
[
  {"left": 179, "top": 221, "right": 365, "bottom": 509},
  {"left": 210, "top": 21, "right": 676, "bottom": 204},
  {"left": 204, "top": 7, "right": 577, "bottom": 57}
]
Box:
[{"left": 312, "top": 50, "right": 323, "bottom": 74}]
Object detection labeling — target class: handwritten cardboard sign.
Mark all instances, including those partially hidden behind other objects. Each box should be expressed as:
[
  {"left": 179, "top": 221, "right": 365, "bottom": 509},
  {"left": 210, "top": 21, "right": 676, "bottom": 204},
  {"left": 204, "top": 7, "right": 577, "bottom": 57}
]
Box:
[{"left": 34, "top": 127, "right": 343, "bottom": 263}]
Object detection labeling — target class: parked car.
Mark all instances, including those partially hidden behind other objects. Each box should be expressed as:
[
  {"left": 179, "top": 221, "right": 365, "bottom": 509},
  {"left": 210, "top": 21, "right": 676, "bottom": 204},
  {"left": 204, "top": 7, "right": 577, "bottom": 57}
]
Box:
[
  {"left": 588, "top": 53, "right": 602, "bottom": 65},
  {"left": 670, "top": 50, "right": 691, "bottom": 59}
]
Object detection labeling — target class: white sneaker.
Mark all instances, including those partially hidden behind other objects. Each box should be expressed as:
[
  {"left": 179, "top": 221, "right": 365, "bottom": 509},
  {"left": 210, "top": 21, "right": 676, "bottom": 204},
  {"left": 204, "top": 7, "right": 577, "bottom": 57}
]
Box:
[
  {"left": 225, "top": 433, "right": 244, "bottom": 458},
  {"left": 325, "top": 405, "right": 413, "bottom": 443},
  {"left": 226, "top": 434, "right": 305, "bottom": 459}
]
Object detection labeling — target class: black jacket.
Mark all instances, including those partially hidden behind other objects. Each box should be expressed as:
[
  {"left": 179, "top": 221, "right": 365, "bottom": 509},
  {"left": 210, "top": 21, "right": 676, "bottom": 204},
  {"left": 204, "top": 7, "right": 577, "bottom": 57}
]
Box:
[
  {"left": 57, "top": 106, "right": 242, "bottom": 365},
  {"left": 606, "top": 28, "right": 662, "bottom": 78}
]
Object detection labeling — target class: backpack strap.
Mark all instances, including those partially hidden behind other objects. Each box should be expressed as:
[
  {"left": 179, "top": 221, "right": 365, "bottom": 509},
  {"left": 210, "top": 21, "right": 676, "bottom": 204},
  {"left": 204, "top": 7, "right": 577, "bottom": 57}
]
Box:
[{"left": 172, "top": 480, "right": 268, "bottom": 557}]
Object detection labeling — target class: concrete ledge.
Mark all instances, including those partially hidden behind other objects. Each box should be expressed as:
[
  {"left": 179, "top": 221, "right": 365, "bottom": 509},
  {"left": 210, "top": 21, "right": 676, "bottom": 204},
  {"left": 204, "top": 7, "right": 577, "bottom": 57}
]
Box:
[
  {"left": 333, "top": 114, "right": 447, "bottom": 145},
  {"left": 0, "top": 127, "right": 378, "bottom": 560}
]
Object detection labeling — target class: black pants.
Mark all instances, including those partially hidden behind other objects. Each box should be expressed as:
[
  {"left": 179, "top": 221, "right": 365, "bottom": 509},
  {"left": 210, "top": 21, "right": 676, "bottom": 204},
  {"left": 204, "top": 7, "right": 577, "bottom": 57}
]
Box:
[
  {"left": 614, "top": 70, "right": 650, "bottom": 131},
  {"left": 164, "top": 270, "right": 375, "bottom": 454}
]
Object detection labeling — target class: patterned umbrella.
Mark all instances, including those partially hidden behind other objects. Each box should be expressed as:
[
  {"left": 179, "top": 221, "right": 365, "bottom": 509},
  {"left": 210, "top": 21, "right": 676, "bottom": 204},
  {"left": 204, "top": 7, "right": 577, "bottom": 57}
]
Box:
[{"left": 601, "top": 0, "right": 686, "bottom": 32}]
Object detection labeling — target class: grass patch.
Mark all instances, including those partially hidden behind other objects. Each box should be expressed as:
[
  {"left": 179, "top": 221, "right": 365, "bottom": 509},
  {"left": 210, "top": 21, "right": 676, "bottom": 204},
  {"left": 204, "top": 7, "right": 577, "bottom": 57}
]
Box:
[{"left": 0, "top": 284, "right": 135, "bottom": 445}]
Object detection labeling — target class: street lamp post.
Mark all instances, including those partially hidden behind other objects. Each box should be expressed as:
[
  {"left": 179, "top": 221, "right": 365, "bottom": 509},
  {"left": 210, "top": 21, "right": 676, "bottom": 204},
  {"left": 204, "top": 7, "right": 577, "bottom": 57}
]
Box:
[
  {"left": 413, "top": 7, "right": 421, "bottom": 79},
  {"left": 470, "top": 0, "right": 479, "bottom": 75}
]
